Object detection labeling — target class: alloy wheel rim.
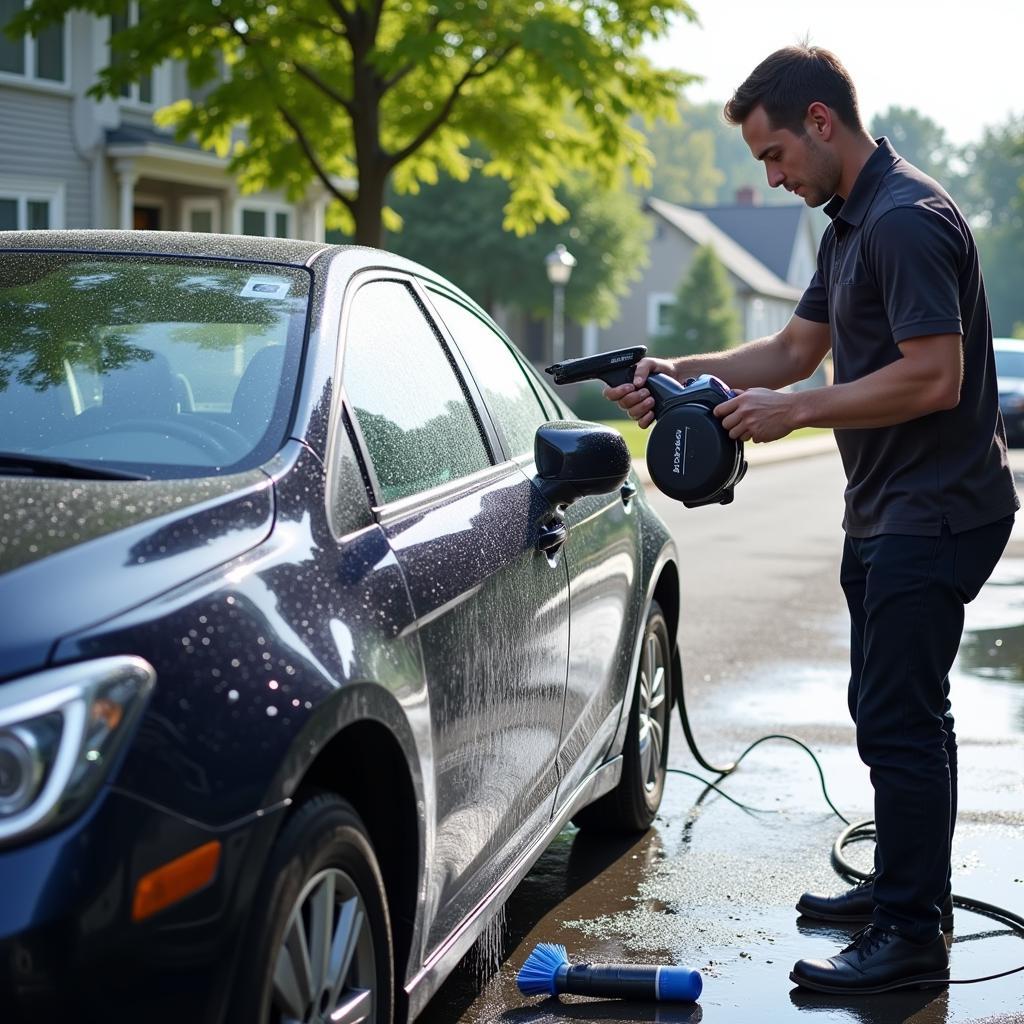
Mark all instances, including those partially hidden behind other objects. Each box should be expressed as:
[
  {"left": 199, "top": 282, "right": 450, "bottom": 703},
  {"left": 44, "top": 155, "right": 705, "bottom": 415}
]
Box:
[
  {"left": 272, "top": 867, "right": 376, "bottom": 1024},
  {"left": 638, "top": 627, "right": 667, "bottom": 794}
]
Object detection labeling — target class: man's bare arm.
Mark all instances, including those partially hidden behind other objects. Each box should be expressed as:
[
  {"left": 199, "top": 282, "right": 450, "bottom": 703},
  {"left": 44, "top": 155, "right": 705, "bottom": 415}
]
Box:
[{"left": 715, "top": 334, "right": 963, "bottom": 442}]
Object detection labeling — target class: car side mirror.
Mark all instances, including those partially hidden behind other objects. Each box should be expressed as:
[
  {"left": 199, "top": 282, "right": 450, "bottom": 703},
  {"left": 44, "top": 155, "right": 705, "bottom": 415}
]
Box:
[{"left": 534, "top": 420, "right": 631, "bottom": 508}]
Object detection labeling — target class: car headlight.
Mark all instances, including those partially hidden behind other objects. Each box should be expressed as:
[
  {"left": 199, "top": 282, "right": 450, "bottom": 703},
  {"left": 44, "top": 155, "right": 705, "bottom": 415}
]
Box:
[{"left": 0, "top": 656, "right": 155, "bottom": 844}]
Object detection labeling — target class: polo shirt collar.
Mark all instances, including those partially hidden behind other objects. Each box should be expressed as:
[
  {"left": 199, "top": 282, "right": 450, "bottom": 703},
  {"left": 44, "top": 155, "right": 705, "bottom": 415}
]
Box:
[{"left": 823, "top": 137, "right": 899, "bottom": 226}]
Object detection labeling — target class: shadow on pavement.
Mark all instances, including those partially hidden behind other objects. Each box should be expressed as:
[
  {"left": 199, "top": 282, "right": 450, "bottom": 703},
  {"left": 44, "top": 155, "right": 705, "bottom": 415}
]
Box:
[
  {"left": 788, "top": 986, "right": 949, "bottom": 1023},
  {"left": 501, "top": 997, "right": 702, "bottom": 1024}
]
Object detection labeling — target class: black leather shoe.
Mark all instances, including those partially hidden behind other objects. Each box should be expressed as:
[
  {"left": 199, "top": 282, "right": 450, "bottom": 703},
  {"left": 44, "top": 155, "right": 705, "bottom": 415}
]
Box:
[
  {"left": 790, "top": 925, "right": 949, "bottom": 995},
  {"left": 796, "top": 880, "right": 954, "bottom": 932}
]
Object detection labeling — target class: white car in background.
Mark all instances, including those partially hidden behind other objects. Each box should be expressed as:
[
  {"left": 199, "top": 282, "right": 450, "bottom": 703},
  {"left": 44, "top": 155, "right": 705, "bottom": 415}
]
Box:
[{"left": 994, "top": 337, "right": 1024, "bottom": 447}]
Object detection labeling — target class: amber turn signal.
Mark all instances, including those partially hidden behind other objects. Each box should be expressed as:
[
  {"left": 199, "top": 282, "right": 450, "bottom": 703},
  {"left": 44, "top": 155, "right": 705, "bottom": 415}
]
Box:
[{"left": 132, "top": 840, "right": 221, "bottom": 922}]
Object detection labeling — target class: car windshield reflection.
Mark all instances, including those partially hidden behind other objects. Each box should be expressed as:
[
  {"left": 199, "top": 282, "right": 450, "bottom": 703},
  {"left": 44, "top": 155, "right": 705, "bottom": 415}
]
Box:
[{"left": 0, "top": 253, "right": 311, "bottom": 478}]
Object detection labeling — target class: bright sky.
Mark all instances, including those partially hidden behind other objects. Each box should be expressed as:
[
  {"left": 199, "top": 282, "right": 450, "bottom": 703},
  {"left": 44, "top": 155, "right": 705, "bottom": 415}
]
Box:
[{"left": 646, "top": 0, "right": 1022, "bottom": 146}]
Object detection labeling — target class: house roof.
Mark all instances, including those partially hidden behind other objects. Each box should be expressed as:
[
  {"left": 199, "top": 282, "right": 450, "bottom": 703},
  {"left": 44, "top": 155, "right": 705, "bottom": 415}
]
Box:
[
  {"left": 106, "top": 124, "right": 205, "bottom": 151},
  {"left": 692, "top": 203, "right": 807, "bottom": 283},
  {"left": 645, "top": 197, "right": 803, "bottom": 302}
]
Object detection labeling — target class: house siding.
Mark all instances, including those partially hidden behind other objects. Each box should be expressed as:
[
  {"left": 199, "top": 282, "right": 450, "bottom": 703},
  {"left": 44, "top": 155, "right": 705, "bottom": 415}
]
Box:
[
  {"left": 0, "top": 87, "right": 91, "bottom": 227},
  {"left": 597, "top": 221, "right": 699, "bottom": 351}
]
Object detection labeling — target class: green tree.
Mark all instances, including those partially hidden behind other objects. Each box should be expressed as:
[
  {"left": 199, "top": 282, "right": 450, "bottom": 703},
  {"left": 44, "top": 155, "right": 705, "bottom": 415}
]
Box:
[
  {"left": 960, "top": 117, "right": 1024, "bottom": 335},
  {"left": 959, "top": 117, "right": 1024, "bottom": 228},
  {"left": 8, "top": 0, "right": 696, "bottom": 247},
  {"left": 640, "top": 99, "right": 723, "bottom": 205},
  {"left": 868, "top": 106, "right": 961, "bottom": 188},
  {"left": 656, "top": 244, "right": 740, "bottom": 356},
  {"left": 640, "top": 99, "right": 783, "bottom": 207},
  {"left": 386, "top": 158, "right": 651, "bottom": 323}
]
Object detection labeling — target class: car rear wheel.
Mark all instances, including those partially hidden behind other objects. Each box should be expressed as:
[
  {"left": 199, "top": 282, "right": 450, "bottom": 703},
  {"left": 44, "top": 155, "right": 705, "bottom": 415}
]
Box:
[
  {"left": 573, "top": 601, "right": 672, "bottom": 833},
  {"left": 232, "top": 794, "right": 394, "bottom": 1024}
]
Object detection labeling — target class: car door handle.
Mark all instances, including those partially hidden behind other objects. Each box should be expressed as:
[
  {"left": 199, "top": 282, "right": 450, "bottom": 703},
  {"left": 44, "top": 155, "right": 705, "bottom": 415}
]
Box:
[
  {"left": 620, "top": 480, "right": 638, "bottom": 506},
  {"left": 537, "top": 518, "right": 568, "bottom": 554}
]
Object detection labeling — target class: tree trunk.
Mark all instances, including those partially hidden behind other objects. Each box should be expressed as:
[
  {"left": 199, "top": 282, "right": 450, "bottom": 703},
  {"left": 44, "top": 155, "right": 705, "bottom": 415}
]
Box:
[{"left": 353, "top": 175, "right": 385, "bottom": 248}]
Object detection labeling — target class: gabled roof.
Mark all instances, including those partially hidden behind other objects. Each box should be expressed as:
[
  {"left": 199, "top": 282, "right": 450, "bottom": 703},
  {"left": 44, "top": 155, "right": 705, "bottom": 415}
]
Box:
[
  {"left": 692, "top": 203, "right": 808, "bottom": 283},
  {"left": 645, "top": 197, "right": 802, "bottom": 302}
]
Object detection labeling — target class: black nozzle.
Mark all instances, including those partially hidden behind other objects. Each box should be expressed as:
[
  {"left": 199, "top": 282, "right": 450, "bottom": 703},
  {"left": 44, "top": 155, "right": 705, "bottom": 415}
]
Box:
[
  {"left": 546, "top": 345, "right": 696, "bottom": 416},
  {"left": 545, "top": 345, "right": 648, "bottom": 390}
]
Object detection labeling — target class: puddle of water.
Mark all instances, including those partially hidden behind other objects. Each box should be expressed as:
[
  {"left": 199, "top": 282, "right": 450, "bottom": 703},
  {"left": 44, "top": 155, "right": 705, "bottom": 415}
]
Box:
[{"left": 420, "top": 549, "right": 1024, "bottom": 1024}]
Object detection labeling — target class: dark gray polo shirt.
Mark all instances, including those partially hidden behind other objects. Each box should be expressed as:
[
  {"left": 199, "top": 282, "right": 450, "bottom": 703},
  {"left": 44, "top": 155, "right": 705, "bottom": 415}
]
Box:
[{"left": 795, "top": 138, "right": 1018, "bottom": 537}]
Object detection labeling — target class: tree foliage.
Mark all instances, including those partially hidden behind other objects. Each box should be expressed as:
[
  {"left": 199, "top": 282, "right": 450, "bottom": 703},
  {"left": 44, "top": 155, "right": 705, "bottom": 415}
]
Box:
[
  {"left": 385, "top": 158, "right": 651, "bottom": 324},
  {"left": 640, "top": 99, "right": 782, "bottom": 207},
  {"left": 8, "top": 0, "right": 697, "bottom": 246},
  {"left": 869, "top": 105, "right": 960, "bottom": 187},
  {"left": 959, "top": 117, "right": 1024, "bottom": 336},
  {"left": 958, "top": 116, "right": 1024, "bottom": 228},
  {"left": 639, "top": 99, "right": 722, "bottom": 206},
  {"left": 655, "top": 243, "right": 740, "bottom": 356}
]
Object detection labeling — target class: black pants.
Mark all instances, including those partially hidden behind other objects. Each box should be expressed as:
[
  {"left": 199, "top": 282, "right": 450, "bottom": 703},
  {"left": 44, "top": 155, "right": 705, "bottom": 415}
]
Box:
[{"left": 840, "top": 515, "right": 1013, "bottom": 942}]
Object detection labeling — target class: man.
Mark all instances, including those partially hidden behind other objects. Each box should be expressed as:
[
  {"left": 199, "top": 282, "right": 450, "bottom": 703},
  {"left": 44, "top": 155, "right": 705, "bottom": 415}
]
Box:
[{"left": 606, "top": 45, "right": 1018, "bottom": 995}]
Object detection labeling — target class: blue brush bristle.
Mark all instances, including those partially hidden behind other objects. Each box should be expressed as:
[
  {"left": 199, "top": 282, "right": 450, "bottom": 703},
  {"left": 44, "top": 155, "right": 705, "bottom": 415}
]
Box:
[{"left": 516, "top": 942, "right": 569, "bottom": 996}]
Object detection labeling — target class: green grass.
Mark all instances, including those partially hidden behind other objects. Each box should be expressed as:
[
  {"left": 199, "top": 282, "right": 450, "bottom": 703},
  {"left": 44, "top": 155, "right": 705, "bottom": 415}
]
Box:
[{"left": 599, "top": 419, "right": 828, "bottom": 459}]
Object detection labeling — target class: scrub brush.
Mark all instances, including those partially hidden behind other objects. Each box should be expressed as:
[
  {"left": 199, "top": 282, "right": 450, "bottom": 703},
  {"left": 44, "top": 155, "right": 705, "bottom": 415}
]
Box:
[{"left": 516, "top": 942, "right": 703, "bottom": 1002}]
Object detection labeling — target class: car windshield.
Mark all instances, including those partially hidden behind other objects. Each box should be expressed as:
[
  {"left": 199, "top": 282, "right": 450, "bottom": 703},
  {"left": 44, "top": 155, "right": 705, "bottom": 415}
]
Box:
[
  {"left": 0, "top": 252, "right": 310, "bottom": 478},
  {"left": 995, "top": 347, "right": 1024, "bottom": 380}
]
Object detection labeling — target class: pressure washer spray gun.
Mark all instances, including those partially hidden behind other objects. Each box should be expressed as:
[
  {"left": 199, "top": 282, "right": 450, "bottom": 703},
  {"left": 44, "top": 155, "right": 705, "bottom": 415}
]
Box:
[{"left": 545, "top": 345, "right": 748, "bottom": 508}]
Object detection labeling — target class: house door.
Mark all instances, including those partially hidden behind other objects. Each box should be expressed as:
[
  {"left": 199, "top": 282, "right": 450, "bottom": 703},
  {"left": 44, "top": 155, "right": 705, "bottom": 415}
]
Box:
[{"left": 133, "top": 206, "right": 161, "bottom": 230}]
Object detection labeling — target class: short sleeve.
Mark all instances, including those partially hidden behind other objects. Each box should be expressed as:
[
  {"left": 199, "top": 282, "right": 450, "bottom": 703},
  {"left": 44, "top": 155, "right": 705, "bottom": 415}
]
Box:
[
  {"left": 864, "top": 206, "right": 964, "bottom": 342},
  {"left": 795, "top": 266, "right": 829, "bottom": 323}
]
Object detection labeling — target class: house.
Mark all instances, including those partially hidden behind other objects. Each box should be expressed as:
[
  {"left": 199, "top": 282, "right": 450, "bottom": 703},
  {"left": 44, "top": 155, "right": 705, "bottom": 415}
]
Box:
[
  {"left": 693, "top": 187, "right": 820, "bottom": 289},
  {"left": 0, "top": 6, "right": 332, "bottom": 238},
  {"left": 577, "top": 190, "right": 820, "bottom": 359}
]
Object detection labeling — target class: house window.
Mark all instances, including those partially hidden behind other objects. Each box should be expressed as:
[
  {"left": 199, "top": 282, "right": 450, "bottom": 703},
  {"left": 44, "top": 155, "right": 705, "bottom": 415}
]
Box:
[
  {"left": 647, "top": 292, "right": 676, "bottom": 336},
  {"left": 110, "top": 2, "right": 152, "bottom": 105},
  {"left": 0, "top": 0, "right": 67, "bottom": 84},
  {"left": 0, "top": 180, "right": 63, "bottom": 229},
  {"left": 240, "top": 205, "right": 291, "bottom": 238},
  {"left": 181, "top": 197, "right": 221, "bottom": 234}
]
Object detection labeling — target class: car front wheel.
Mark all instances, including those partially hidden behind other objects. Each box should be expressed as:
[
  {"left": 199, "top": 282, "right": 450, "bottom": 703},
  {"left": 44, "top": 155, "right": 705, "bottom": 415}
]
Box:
[
  {"left": 573, "top": 600, "right": 672, "bottom": 833},
  {"left": 232, "top": 794, "right": 394, "bottom": 1024}
]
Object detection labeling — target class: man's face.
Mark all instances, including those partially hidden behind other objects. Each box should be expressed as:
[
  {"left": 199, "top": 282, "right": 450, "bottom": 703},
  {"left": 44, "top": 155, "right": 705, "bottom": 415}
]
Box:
[{"left": 741, "top": 104, "right": 840, "bottom": 207}]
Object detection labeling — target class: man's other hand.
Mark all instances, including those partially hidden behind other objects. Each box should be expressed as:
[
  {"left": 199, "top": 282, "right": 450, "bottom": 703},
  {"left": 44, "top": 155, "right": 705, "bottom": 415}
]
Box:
[
  {"left": 714, "top": 388, "right": 798, "bottom": 442},
  {"left": 602, "top": 356, "right": 677, "bottom": 429}
]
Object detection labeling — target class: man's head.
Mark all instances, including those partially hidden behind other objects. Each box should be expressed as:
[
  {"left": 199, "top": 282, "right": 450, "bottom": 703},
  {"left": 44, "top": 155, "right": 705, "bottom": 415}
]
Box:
[{"left": 724, "top": 46, "right": 866, "bottom": 207}]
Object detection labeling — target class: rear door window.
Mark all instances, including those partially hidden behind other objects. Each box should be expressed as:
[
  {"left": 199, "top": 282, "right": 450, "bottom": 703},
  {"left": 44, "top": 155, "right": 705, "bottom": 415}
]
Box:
[
  {"left": 429, "top": 290, "right": 550, "bottom": 459},
  {"left": 342, "top": 281, "right": 491, "bottom": 504}
]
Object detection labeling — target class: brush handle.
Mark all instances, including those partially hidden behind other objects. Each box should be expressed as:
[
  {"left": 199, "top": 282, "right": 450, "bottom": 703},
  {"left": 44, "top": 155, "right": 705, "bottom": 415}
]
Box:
[{"left": 556, "top": 963, "right": 702, "bottom": 1002}]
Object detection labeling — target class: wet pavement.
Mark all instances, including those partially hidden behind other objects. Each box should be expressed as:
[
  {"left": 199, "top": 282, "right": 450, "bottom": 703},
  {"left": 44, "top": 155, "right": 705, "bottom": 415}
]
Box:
[{"left": 418, "top": 449, "right": 1024, "bottom": 1024}]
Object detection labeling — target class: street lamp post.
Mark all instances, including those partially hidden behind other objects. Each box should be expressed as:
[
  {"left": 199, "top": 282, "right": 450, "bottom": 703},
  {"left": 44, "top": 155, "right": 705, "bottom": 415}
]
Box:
[{"left": 545, "top": 243, "right": 577, "bottom": 366}]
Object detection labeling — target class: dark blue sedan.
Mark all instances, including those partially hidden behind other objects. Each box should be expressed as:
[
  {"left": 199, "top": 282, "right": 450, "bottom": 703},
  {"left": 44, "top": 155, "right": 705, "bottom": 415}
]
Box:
[{"left": 0, "top": 231, "right": 681, "bottom": 1024}]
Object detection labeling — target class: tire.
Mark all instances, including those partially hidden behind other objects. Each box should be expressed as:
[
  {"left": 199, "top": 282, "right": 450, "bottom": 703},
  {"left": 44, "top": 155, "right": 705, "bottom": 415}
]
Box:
[
  {"left": 573, "top": 601, "right": 672, "bottom": 833},
  {"left": 230, "top": 794, "right": 394, "bottom": 1024}
]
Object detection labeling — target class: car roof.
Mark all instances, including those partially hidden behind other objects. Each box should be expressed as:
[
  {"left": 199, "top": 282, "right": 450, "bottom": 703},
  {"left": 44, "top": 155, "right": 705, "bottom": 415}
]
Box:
[
  {"left": 0, "top": 229, "right": 336, "bottom": 266},
  {"left": 0, "top": 228, "right": 485, "bottom": 299},
  {"left": 994, "top": 337, "right": 1024, "bottom": 351},
  {"left": 0, "top": 228, "right": 509, "bottom": 343}
]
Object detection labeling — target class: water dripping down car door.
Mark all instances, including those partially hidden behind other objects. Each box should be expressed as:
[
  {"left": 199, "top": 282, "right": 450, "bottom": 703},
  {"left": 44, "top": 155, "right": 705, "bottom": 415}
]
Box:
[
  {"left": 340, "top": 279, "right": 570, "bottom": 956},
  {"left": 553, "top": 481, "right": 642, "bottom": 805}
]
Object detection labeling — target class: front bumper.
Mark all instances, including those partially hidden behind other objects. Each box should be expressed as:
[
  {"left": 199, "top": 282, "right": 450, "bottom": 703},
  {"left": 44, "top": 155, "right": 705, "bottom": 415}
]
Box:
[{"left": 0, "top": 785, "right": 283, "bottom": 1023}]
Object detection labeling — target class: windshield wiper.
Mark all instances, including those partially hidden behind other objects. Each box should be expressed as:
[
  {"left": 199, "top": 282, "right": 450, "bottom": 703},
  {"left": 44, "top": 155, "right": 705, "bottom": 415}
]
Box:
[{"left": 0, "top": 452, "right": 150, "bottom": 481}]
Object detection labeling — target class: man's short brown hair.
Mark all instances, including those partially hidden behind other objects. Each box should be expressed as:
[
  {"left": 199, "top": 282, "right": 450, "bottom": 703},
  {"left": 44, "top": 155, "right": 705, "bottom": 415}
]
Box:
[{"left": 724, "top": 45, "right": 863, "bottom": 135}]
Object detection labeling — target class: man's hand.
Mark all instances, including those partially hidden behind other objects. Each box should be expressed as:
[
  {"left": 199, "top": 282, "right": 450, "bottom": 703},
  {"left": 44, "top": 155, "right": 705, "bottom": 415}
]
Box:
[
  {"left": 714, "top": 388, "right": 799, "bottom": 443},
  {"left": 602, "top": 356, "right": 677, "bottom": 429}
]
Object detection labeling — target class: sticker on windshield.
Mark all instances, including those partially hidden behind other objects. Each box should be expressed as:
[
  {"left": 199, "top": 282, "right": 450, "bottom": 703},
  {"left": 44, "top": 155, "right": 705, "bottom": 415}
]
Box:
[{"left": 240, "top": 275, "right": 292, "bottom": 299}]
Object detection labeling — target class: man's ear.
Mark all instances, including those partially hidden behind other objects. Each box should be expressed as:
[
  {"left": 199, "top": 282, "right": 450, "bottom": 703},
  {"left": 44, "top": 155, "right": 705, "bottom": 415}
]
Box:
[{"left": 806, "top": 101, "right": 833, "bottom": 141}]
